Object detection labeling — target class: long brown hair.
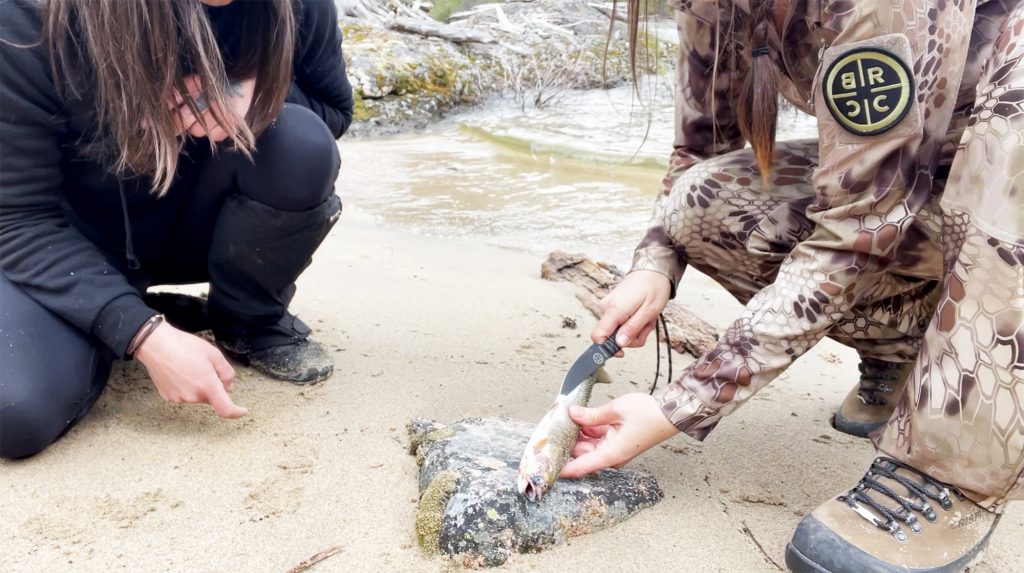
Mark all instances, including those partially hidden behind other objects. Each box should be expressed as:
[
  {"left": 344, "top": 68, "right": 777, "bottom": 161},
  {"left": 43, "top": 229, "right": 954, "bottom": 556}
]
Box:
[
  {"left": 618, "top": 0, "right": 779, "bottom": 182},
  {"left": 43, "top": 0, "right": 295, "bottom": 195}
]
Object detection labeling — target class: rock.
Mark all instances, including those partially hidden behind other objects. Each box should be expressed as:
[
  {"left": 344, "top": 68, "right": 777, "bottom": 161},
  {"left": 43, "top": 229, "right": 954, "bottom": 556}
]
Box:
[
  {"left": 408, "top": 417, "right": 663, "bottom": 567},
  {"left": 339, "top": 0, "right": 676, "bottom": 137}
]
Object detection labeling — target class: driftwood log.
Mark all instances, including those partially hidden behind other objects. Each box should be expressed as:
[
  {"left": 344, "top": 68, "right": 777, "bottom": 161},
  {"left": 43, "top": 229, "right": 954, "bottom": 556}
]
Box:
[
  {"left": 541, "top": 250, "right": 719, "bottom": 358},
  {"left": 388, "top": 17, "right": 497, "bottom": 44}
]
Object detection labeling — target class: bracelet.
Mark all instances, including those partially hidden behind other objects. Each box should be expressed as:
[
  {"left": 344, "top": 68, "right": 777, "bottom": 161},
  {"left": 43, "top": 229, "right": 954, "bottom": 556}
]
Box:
[{"left": 128, "top": 314, "right": 166, "bottom": 358}]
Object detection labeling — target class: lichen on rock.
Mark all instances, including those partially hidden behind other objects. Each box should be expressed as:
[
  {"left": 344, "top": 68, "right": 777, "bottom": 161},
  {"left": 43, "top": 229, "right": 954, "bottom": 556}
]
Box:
[
  {"left": 415, "top": 469, "right": 461, "bottom": 555},
  {"left": 408, "top": 417, "right": 663, "bottom": 567}
]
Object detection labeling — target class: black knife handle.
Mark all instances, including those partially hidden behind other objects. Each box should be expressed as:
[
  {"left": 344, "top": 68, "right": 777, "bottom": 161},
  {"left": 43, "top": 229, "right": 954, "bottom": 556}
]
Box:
[{"left": 598, "top": 326, "right": 623, "bottom": 358}]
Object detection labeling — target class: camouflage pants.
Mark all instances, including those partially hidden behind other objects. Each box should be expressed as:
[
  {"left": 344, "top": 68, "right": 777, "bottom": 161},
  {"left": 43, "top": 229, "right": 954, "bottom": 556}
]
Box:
[
  {"left": 873, "top": 5, "right": 1024, "bottom": 513},
  {"left": 671, "top": 4, "right": 1024, "bottom": 508},
  {"left": 677, "top": 139, "right": 1022, "bottom": 511}
]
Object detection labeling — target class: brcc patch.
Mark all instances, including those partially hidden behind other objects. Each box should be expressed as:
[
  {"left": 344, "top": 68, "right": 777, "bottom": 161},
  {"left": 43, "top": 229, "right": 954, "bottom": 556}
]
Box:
[{"left": 822, "top": 47, "right": 914, "bottom": 136}]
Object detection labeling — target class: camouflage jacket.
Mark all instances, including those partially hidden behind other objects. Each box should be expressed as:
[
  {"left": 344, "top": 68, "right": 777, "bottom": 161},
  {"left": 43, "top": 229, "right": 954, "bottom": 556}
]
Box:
[{"left": 634, "top": 0, "right": 1005, "bottom": 438}]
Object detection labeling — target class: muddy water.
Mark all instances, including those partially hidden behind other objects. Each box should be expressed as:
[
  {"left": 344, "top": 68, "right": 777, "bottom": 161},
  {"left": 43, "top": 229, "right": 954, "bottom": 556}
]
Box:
[{"left": 338, "top": 77, "right": 817, "bottom": 267}]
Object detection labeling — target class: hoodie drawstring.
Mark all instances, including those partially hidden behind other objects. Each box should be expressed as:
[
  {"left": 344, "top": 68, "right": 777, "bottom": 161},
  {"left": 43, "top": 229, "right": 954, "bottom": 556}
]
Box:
[{"left": 117, "top": 181, "right": 141, "bottom": 270}]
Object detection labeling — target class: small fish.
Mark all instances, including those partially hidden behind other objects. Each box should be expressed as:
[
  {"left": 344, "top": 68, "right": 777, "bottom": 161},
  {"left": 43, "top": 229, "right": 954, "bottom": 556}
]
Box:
[{"left": 517, "top": 369, "right": 611, "bottom": 501}]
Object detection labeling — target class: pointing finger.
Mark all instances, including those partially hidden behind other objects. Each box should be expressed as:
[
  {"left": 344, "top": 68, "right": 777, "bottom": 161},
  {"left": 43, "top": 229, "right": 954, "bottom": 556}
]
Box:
[
  {"left": 208, "top": 348, "right": 236, "bottom": 392},
  {"left": 205, "top": 382, "right": 248, "bottom": 419}
]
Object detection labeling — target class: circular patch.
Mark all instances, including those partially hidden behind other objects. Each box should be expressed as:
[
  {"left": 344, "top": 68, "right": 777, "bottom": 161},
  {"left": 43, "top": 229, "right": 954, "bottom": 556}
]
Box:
[{"left": 822, "top": 47, "right": 914, "bottom": 136}]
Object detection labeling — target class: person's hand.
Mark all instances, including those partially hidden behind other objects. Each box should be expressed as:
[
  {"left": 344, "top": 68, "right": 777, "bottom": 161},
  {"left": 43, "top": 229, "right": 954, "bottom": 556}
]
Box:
[
  {"left": 592, "top": 269, "right": 671, "bottom": 353},
  {"left": 559, "top": 393, "right": 679, "bottom": 478},
  {"left": 170, "top": 75, "right": 255, "bottom": 142},
  {"left": 135, "top": 323, "right": 248, "bottom": 419}
]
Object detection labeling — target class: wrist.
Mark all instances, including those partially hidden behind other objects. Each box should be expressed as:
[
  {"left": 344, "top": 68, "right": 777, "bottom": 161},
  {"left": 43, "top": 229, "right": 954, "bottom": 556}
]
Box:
[
  {"left": 630, "top": 246, "right": 683, "bottom": 297},
  {"left": 128, "top": 314, "right": 166, "bottom": 359}
]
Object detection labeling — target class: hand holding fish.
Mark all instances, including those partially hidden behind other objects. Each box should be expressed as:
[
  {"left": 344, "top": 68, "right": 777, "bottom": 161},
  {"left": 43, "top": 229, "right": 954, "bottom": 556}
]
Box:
[
  {"left": 591, "top": 270, "right": 671, "bottom": 353},
  {"left": 558, "top": 393, "right": 678, "bottom": 478}
]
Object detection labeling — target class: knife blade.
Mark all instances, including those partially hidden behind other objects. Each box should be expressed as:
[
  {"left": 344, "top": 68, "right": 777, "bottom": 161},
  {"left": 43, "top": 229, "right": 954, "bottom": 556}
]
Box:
[{"left": 558, "top": 327, "right": 622, "bottom": 396}]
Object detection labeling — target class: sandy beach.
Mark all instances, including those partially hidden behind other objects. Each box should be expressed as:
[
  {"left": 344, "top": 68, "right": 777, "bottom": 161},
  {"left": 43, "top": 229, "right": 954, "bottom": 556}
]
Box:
[{"left": 3, "top": 214, "right": 1022, "bottom": 573}]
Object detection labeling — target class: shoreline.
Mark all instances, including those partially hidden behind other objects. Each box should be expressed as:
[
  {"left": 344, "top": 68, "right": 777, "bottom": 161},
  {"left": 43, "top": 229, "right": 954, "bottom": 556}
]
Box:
[{"left": 3, "top": 218, "right": 1022, "bottom": 572}]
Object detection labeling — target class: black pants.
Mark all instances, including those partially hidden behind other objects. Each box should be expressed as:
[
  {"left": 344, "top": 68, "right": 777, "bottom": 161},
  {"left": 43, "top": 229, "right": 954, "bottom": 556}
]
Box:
[{"left": 0, "top": 105, "right": 341, "bottom": 459}]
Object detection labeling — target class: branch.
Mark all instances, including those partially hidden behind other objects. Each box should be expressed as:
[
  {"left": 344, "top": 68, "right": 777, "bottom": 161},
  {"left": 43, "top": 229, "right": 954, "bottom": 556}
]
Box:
[
  {"left": 388, "top": 17, "right": 497, "bottom": 44},
  {"left": 541, "top": 251, "right": 719, "bottom": 358}
]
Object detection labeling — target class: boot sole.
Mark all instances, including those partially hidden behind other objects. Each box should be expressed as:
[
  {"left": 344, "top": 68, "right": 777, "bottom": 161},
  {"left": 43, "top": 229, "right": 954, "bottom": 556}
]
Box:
[
  {"left": 785, "top": 515, "right": 997, "bottom": 573},
  {"left": 785, "top": 542, "right": 829, "bottom": 572},
  {"left": 786, "top": 541, "right": 989, "bottom": 573}
]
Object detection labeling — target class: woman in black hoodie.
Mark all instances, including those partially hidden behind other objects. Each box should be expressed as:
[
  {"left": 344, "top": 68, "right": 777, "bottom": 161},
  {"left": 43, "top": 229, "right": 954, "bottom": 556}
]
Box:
[{"left": 0, "top": 0, "right": 354, "bottom": 458}]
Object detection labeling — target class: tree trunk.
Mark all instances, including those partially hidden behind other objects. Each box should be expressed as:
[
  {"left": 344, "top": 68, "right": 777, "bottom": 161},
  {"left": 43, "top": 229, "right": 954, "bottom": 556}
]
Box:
[{"left": 541, "top": 251, "right": 719, "bottom": 358}]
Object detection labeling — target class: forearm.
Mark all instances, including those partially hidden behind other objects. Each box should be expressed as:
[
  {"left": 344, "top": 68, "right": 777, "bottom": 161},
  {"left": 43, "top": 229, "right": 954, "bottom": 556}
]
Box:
[
  {"left": 651, "top": 241, "right": 887, "bottom": 439},
  {"left": 0, "top": 218, "right": 157, "bottom": 357}
]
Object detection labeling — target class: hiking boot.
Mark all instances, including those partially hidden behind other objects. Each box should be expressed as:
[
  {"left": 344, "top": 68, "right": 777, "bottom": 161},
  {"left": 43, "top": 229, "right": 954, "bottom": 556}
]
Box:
[
  {"left": 216, "top": 314, "right": 333, "bottom": 385},
  {"left": 785, "top": 457, "right": 999, "bottom": 573},
  {"left": 832, "top": 358, "right": 912, "bottom": 438}
]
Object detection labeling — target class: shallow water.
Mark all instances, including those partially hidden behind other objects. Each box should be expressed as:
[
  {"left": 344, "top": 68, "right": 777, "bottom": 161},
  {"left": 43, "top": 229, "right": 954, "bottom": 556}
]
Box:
[{"left": 338, "top": 76, "right": 817, "bottom": 267}]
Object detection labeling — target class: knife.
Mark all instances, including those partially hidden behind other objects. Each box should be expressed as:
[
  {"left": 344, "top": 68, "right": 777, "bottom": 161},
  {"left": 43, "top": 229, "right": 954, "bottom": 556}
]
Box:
[{"left": 558, "top": 327, "right": 623, "bottom": 396}]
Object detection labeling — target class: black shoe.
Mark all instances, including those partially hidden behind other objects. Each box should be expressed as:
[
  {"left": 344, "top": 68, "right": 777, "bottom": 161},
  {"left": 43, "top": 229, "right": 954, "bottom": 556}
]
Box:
[{"left": 215, "top": 314, "right": 334, "bottom": 385}]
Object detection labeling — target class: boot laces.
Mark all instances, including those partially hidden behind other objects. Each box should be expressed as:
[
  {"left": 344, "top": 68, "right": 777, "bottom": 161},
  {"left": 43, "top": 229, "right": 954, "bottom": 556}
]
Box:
[
  {"left": 838, "top": 457, "right": 958, "bottom": 542},
  {"left": 857, "top": 359, "right": 903, "bottom": 406}
]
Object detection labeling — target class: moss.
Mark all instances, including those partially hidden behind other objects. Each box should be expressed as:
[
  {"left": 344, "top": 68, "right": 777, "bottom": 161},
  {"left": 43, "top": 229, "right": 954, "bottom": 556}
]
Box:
[
  {"left": 352, "top": 93, "right": 379, "bottom": 122},
  {"left": 415, "top": 470, "right": 460, "bottom": 555},
  {"left": 340, "top": 22, "right": 376, "bottom": 44},
  {"left": 413, "top": 426, "right": 457, "bottom": 466}
]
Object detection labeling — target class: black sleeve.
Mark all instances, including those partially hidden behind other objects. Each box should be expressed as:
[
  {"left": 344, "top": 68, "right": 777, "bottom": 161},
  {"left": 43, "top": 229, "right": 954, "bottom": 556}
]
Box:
[
  {"left": 286, "top": 0, "right": 354, "bottom": 138},
  {"left": 0, "top": 0, "right": 156, "bottom": 358}
]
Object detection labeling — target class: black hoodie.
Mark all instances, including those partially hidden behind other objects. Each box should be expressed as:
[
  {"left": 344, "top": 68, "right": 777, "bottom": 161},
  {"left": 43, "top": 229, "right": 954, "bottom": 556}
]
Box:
[{"left": 0, "top": 0, "right": 354, "bottom": 358}]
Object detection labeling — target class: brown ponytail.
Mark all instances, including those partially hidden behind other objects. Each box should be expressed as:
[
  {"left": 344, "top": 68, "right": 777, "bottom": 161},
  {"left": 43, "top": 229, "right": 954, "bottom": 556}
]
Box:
[
  {"left": 618, "top": 1, "right": 780, "bottom": 184},
  {"left": 736, "top": 2, "right": 779, "bottom": 184}
]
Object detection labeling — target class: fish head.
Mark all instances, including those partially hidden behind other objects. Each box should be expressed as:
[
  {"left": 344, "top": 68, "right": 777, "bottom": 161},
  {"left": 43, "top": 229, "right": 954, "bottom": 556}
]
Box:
[{"left": 516, "top": 469, "right": 550, "bottom": 502}]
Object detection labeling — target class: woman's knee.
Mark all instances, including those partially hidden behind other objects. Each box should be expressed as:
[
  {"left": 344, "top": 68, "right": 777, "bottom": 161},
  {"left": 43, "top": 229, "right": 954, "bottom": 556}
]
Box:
[
  {"left": 0, "top": 386, "right": 67, "bottom": 459},
  {"left": 667, "top": 142, "right": 817, "bottom": 255},
  {"left": 0, "top": 279, "right": 110, "bottom": 459},
  {"left": 239, "top": 104, "right": 341, "bottom": 211},
  {"left": 668, "top": 159, "right": 757, "bottom": 254}
]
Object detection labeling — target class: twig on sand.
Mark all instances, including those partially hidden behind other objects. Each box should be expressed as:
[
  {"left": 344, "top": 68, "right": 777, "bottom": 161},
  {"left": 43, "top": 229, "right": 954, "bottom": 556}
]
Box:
[
  {"left": 740, "top": 521, "right": 784, "bottom": 571},
  {"left": 285, "top": 545, "right": 343, "bottom": 573}
]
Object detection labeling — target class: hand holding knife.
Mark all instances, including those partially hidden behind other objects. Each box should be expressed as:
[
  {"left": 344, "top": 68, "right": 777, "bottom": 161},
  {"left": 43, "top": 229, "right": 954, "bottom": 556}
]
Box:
[{"left": 558, "top": 327, "right": 623, "bottom": 396}]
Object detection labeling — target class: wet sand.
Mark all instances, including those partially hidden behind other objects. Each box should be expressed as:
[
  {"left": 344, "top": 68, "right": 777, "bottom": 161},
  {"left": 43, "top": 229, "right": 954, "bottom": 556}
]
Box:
[{"left": 3, "top": 217, "right": 1022, "bottom": 572}]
